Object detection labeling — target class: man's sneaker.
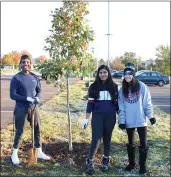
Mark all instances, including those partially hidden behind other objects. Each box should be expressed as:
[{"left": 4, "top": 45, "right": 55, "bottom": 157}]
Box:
[
  {"left": 37, "top": 148, "right": 50, "bottom": 160},
  {"left": 11, "top": 148, "right": 20, "bottom": 165}
]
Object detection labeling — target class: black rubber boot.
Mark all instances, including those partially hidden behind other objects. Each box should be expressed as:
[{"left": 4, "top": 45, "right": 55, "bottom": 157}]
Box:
[
  {"left": 85, "top": 158, "right": 95, "bottom": 175},
  {"left": 101, "top": 156, "right": 110, "bottom": 172},
  {"left": 139, "top": 146, "right": 148, "bottom": 174},
  {"left": 124, "top": 144, "right": 136, "bottom": 171}
]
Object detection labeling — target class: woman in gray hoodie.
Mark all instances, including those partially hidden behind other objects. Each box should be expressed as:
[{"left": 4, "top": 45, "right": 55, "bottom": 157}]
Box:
[{"left": 118, "top": 62, "right": 156, "bottom": 174}]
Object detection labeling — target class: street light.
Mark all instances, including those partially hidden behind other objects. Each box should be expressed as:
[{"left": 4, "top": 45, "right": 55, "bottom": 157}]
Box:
[
  {"left": 108, "top": 1, "right": 110, "bottom": 67},
  {"left": 105, "top": 2, "right": 112, "bottom": 68}
]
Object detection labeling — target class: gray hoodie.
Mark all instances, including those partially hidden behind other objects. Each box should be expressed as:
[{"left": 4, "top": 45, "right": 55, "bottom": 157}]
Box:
[{"left": 118, "top": 81, "right": 154, "bottom": 128}]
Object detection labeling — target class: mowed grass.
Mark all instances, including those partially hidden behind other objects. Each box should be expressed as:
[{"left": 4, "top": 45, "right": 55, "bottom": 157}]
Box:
[{"left": 1, "top": 80, "right": 170, "bottom": 176}]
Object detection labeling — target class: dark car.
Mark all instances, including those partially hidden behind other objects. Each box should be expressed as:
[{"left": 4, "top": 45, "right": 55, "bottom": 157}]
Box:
[
  {"left": 113, "top": 70, "right": 124, "bottom": 78},
  {"left": 135, "top": 71, "right": 170, "bottom": 87},
  {"left": 110, "top": 70, "right": 117, "bottom": 77}
]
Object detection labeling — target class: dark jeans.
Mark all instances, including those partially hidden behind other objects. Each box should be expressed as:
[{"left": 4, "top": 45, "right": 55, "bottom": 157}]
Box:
[
  {"left": 88, "top": 112, "right": 116, "bottom": 160},
  {"left": 13, "top": 106, "right": 41, "bottom": 149},
  {"left": 126, "top": 127, "right": 147, "bottom": 148}
]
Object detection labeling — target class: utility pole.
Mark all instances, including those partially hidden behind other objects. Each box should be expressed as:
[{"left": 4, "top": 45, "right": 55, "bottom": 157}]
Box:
[
  {"left": 108, "top": 1, "right": 110, "bottom": 67},
  {"left": 105, "top": 2, "right": 112, "bottom": 68}
]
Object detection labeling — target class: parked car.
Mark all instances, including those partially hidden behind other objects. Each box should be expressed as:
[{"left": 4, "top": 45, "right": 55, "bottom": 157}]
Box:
[
  {"left": 113, "top": 70, "right": 124, "bottom": 78},
  {"left": 135, "top": 71, "right": 170, "bottom": 87},
  {"left": 135, "top": 70, "right": 150, "bottom": 76},
  {"left": 110, "top": 70, "right": 117, "bottom": 76}
]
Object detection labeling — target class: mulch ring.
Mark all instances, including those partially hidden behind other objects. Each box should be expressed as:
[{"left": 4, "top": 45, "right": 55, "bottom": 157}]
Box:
[
  {"left": 42, "top": 141, "right": 104, "bottom": 168},
  {"left": 1, "top": 141, "right": 104, "bottom": 172}
]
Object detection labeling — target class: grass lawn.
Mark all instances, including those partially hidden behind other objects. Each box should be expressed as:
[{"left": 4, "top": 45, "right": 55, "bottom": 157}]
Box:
[{"left": 1, "top": 80, "right": 170, "bottom": 176}]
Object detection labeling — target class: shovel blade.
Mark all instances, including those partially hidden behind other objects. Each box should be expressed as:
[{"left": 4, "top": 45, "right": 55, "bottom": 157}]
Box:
[{"left": 28, "top": 148, "right": 38, "bottom": 166}]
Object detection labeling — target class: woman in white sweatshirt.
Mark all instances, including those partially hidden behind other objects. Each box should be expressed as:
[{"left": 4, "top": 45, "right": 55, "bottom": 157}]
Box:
[{"left": 118, "top": 62, "right": 156, "bottom": 174}]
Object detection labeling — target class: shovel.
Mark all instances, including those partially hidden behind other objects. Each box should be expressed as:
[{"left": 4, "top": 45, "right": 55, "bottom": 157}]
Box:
[{"left": 28, "top": 105, "right": 38, "bottom": 166}]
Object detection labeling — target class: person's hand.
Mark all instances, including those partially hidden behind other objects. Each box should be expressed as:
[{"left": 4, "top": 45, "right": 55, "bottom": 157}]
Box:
[
  {"left": 34, "top": 97, "right": 40, "bottom": 104},
  {"left": 119, "top": 124, "right": 126, "bottom": 130},
  {"left": 27, "top": 97, "right": 35, "bottom": 104},
  {"left": 150, "top": 117, "right": 156, "bottom": 125},
  {"left": 82, "top": 119, "right": 88, "bottom": 129}
]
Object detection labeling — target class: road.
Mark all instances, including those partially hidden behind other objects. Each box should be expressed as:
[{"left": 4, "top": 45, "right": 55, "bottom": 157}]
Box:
[
  {"left": 1, "top": 76, "right": 79, "bottom": 128},
  {"left": 114, "top": 78, "right": 170, "bottom": 114},
  {"left": 148, "top": 85, "right": 170, "bottom": 114},
  {"left": 1, "top": 77, "right": 170, "bottom": 128}
]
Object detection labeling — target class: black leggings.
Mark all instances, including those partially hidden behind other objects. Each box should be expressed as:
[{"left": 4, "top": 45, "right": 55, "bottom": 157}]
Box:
[
  {"left": 88, "top": 112, "right": 116, "bottom": 160},
  {"left": 126, "top": 127, "right": 147, "bottom": 148}
]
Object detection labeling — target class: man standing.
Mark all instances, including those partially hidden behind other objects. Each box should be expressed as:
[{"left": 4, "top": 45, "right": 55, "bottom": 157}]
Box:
[{"left": 10, "top": 54, "right": 50, "bottom": 165}]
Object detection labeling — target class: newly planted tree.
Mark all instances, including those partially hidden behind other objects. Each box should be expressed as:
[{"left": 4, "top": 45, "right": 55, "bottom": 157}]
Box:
[{"left": 35, "top": 1, "right": 95, "bottom": 151}]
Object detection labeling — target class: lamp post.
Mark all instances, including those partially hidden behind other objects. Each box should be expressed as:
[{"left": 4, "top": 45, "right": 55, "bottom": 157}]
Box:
[
  {"left": 105, "top": 2, "right": 112, "bottom": 68},
  {"left": 107, "top": 1, "right": 110, "bottom": 67}
]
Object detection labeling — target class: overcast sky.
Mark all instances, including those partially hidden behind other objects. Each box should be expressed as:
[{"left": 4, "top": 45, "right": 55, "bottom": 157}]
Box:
[{"left": 1, "top": 2, "right": 170, "bottom": 61}]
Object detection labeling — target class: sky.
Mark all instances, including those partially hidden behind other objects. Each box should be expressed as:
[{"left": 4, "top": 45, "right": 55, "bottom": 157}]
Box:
[{"left": 1, "top": 2, "right": 170, "bottom": 61}]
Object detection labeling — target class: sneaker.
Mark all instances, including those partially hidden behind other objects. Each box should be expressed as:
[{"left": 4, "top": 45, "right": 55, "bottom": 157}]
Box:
[
  {"left": 101, "top": 156, "right": 110, "bottom": 172},
  {"left": 37, "top": 148, "right": 50, "bottom": 160},
  {"left": 11, "top": 148, "right": 20, "bottom": 165},
  {"left": 85, "top": 158, "right": 95, "bottom": 175},
  {"left": 11, "top": 155, "right": 20, "bottom": 165}
]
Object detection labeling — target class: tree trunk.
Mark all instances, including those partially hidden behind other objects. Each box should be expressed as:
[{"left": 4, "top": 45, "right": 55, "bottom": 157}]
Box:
[{"left": 66, "top": 76, "right": 73, "bottom": 151}]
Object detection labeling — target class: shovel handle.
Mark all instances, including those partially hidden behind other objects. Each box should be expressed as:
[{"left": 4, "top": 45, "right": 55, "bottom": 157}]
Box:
[
  {"left": 32, "top": 110, "right": 34, "bottom": 148},
  {"left": 30, "top": 105, "right": 36, "bottom": 148}
]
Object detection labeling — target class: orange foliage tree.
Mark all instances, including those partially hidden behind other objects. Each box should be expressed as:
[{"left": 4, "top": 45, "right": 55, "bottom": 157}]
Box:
[
  {"left": 1, "top": 51, "right": 21, "bottom": 68},
  {"left": 12, "top": 51, "right": 21, "bottom": 66},
  {"left": 110, "top": 57, "right": 125, "bottom": 70},
  {"left": 37, "top": 55, "right": 48, "bottom": 63}
]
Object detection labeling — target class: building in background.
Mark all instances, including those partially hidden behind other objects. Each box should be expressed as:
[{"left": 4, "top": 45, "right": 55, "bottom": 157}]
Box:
[{"left": 141, "top": 59, "right": 155, "bottom": 69}]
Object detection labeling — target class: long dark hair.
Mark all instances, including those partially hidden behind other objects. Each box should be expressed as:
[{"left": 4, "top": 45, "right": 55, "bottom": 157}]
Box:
[
  {"left": 89, "top": 65, "right": 117, "bottom": 102},
  {"left": 122, "top": 77, "right": 140, "bottom": 98}
]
